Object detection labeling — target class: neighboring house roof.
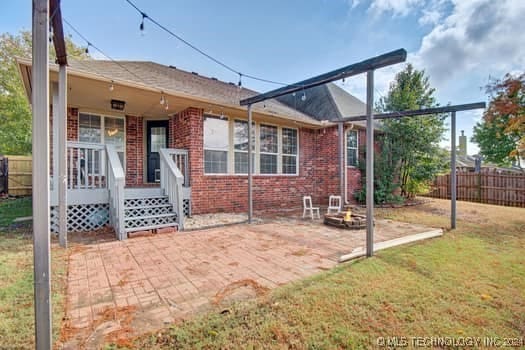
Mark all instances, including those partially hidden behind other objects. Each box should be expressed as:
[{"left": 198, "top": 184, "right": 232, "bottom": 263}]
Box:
[
  {"left": 62, "top": 59, "right": 321, "bottom": 125},
  {"left": 276, "top": 83, "right": 367, "bottom": 127}
]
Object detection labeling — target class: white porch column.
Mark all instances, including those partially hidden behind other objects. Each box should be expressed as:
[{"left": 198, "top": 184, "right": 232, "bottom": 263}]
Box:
[{"left": 58, "top": 65, "right": 68, "bottom": 247}]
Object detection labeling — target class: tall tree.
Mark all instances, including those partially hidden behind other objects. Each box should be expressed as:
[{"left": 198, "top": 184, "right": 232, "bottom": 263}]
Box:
[
  {"left": 377, "top": 64, "right": 446, "bottom": 197},
  {"left": 0, "top": 30, "right": 89, "bottom": 155},
  {"left": 472, "top": 73, "right": 524, "bottom": 168}
]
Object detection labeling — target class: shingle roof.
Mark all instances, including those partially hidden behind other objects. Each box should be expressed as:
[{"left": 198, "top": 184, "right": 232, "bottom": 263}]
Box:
[
  {"left": 276, "top": 83, "right": 368, "bottom": 127},
  {"left": 65, "top": 59, "right": 320, "bottom": 125}
]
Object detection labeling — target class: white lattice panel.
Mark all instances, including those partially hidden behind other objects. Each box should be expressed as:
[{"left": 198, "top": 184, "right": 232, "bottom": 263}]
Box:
[
  {"left": 50, "top": 204, "right": 109, "bottom": 233},
  {"left": 183, "top": 199, "right": 191, "bottom": 217}
]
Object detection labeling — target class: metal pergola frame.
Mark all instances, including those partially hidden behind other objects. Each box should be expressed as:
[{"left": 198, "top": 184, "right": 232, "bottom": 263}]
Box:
[
  {"left": 240, "top": 49, "right": 486, "bottom": 260},
  {"left": 33, "top": 0, "right": 68, "bottom": 348},
  {"left": 241, "top": 48, "right": 408, "bottom": 259}
]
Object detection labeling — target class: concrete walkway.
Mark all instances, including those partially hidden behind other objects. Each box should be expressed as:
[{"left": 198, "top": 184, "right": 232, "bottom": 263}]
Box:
[{"left": 63, "top": 217, "right": 437, "bottom": 346}]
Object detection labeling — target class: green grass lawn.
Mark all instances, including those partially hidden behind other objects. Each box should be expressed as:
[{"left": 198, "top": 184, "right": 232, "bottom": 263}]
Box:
[
  {"left": 124, "top": 199, "right": 525, "bottom": 349},
  {"left": 0, "top": 227, "right": 68, "bottom": 349},
  {"left": 0, "top": 197, "right": 32, "bottom": 227}
]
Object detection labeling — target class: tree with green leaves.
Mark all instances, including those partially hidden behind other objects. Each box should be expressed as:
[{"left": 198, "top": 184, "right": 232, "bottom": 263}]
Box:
[
  {"left": 472, "top": 73, "right": 524, "bottom": 168},
  {"left": 0, "top": 30, "right": 89, "bottom": 155},
  {"left": 376, "top": 64, "right": 446, "bottom": 198}
]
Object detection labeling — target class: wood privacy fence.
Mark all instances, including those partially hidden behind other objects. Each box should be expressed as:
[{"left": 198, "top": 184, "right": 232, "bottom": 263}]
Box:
[
  {"left": 0, "top": 155, "right": 33, "bottom": 196},
  {"left": 425, "top": 171, "right": 525, "bottom": 207}
]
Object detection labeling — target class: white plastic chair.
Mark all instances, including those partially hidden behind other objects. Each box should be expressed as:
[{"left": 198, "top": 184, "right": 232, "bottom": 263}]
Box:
[
  {"left": 327, "top": 195, "right": 342, "bottom": 214},
  {"left": 303, "top": 195, "right": 320, "bottom": 219}
]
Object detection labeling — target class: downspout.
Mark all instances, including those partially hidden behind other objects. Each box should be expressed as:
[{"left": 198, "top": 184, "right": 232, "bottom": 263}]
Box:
[{"left": 338, "top": 122, "right": 345, "bottom": 210}]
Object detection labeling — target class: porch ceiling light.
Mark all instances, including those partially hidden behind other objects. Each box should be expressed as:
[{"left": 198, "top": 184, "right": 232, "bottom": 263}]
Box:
[{"left": 110, "top": 99, "right": 126, "bottom": 111}]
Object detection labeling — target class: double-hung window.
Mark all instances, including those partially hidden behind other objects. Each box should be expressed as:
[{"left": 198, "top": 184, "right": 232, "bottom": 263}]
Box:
[
  {"left": 204, "top": 115, "right": 229, "bottom": 174},
  {"left": 234, "top": 120, "right": 254, "bottom": 174},
  {"left": 259, "top": 124, "right": 278, "bottom": 174},
  {"left": 346, "top": 130, "right": 358, "bottom": 167},
  {"left": 79, "top": 112, "right": 125, "bottom": 172},
  {"left": 282, "top": 128, "right": 298, "bottom": 174}
]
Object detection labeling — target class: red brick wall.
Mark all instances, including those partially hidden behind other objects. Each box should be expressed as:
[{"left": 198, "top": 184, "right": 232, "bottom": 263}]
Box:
[
  {"left": 125, "top": 115, "right": 144, "bottom": 186},
  {"left": 49, "top": 107, "right": 78, "bottom": 175},
  {"left": 67, "top": 108, "right": 79, "bottom": 141},
  {"left": 169, "top": 107, "right": 351, "bottom": 214}
]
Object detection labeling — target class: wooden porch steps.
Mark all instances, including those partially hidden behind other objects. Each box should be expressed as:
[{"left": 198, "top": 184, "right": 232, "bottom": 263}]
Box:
[{"left": 123, "top": 189, "right": 178, "bottom": 236}]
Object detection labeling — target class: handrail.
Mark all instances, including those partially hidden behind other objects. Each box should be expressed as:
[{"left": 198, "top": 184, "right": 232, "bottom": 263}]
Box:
[
  {"left": 106, "top": 144, "right": 126, "bottom": 240},
  {"left": 159, "top": 148, "right": 186, "bottom": 230},
  {"left": 67, "top": 141, "right": 105, "bottom": 150}
]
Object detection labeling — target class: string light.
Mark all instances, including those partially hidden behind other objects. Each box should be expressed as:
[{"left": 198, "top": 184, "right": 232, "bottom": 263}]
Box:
[
  {"left": 124, "top": 0, "right": 303, "bottom": 88},
  {"left": 85, "top": 43, "right": 90, "bottom": 54},
  {"left": 109, "top": 81, "right": 114, "bottom": 91},
  {"left": 301, "top": 91, "right": 307, "bottom": 101},
  {"left": 139, "top": 13, "right": 146, "bottom": 32},
  {"left": 160, "top": 94, "right": 166, "bottom": 105},
  {"left": 238, "top": 73, "right": 242, "bottom": 89},
  {"left": 164, "top": 100, "right": 169, "bottom": 110}
]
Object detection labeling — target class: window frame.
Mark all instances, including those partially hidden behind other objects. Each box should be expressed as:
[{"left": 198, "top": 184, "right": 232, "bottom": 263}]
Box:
[
  {"left": 281, "top": 127, "right": 299, "bottom": 175},
  {"left": 259, "top": 123, "right": 279, "bottom": 175},
  {"left": 203, "top": 116, "right": 299, "bottom": 176},
  {"left": 203, "top": 114, "right": 230, "bottom": 175},
  {"left": 233, "top": 119, "right": 255, "bottom": 175},
  {"left": 346, "top": 129, "right": 359, "bottom": 168},
  {"left": 78, "top": 111, "right": 127, "bottom": 173}
]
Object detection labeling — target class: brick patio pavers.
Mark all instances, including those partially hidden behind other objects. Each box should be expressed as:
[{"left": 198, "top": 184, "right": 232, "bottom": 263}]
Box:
[{"left": 64, "top": 218, "right": 435, "bottom": 343}]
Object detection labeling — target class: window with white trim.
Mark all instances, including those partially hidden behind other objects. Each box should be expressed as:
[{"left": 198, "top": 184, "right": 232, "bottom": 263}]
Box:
[
  {"left": 204, "top": 115, "right": 229, "bottom": 174},
  {"left": 282, "top": 127, "right": 298, "bottom": 174},
  {"left": 79, "top": 112, "right": 126, "bottom": 170},
  {"left": 259, "top": 124, "right": 278, "bottom": 174},
  {"left": 233, "top": 120, "right": 254, "bottom": 174},
  {"left": 346, "top": 129, "right": 358, "bottom": 167}
]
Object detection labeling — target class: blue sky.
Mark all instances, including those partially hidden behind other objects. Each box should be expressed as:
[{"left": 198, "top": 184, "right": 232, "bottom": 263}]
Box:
[{"left": 3, "top": 0, "right": 525, "bottom": 154}]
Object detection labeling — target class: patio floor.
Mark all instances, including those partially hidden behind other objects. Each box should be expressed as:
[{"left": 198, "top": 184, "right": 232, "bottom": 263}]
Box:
[{"left": 62, "top": 215, "right": 438, "bottom": 347}]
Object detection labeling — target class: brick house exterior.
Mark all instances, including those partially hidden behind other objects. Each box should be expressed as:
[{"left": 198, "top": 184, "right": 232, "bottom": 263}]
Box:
[{"left": 20, "top": 58, "right": 371, "bottom": 235}]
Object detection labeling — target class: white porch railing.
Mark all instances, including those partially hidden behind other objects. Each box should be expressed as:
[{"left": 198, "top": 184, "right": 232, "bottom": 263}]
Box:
[
  {"left": 106, "top": 144, "right": 125, "bottom": 240},
  {"left": 160, "top": 148, "right": 186, "bottom": 230},
  {"left": 67, "top": 141, "right": 106, "bottom": 189}
]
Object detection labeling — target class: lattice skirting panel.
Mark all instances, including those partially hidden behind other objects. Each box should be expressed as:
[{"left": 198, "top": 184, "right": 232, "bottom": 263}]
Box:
[
  {"left": 50, "top": 204, "right": 110, "bottom": 233},
  {"left": 183, "top": 199, "right": 191, "bottom": 217}
]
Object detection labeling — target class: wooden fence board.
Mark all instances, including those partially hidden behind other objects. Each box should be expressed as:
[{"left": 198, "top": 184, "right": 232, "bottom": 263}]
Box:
[
  {"left": 6, "top": 155, "right": 32, "bottom": 196},
  {"left": 425, "top": 171, "right": 525, "bottom": 207}
]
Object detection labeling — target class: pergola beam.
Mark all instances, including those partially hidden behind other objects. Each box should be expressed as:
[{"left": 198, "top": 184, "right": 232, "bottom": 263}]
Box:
[
  {"left": 239, "top": 49, "right": 407, "bottom": 106},
  {"left": 342, "top": 102, "right": 486, "bottom": 122},
  {"left": 50, "top": 0, "right": 67, "bottom": 65}
]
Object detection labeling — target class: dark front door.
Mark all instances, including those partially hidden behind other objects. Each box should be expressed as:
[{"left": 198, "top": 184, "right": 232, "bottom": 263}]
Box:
[{"left": 146, "top": 120, "right": 169, "bottom": 183}]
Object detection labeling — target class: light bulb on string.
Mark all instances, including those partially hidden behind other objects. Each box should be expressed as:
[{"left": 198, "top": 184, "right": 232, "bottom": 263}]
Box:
[
  {"left": 165, "top": 101, "right": 169, "bottom": 111},
  {"left": 85, "top": 43, "right": 90, "bottom": 54},
  {"left": 109, "top": 81, "right": 114, "bottom": 92},
  {"left": 238, "top": 73, "right": 242, "bottom": 90},
  {"left": 301, "top": 91, "right": 306, "bottom": 102},
  {"left": 160, "top": 94, "right": 166, "bottom": 105},
  {"left": 139, "top": 13, "right": 146, "bottom": 33}
]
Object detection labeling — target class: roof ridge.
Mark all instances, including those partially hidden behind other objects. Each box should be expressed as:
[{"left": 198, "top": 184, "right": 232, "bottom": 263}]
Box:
[{"left": 325, "top": 83, "right": 344, "bottom": 120}]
